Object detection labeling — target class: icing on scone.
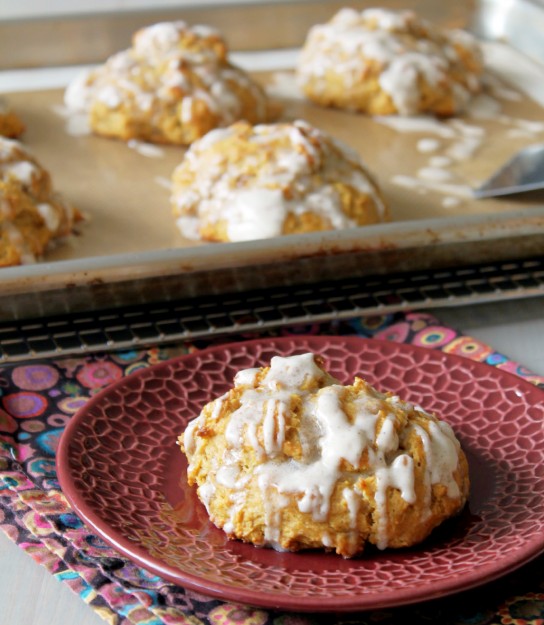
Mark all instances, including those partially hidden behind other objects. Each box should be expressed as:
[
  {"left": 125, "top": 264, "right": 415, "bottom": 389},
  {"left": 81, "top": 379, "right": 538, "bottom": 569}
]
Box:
[
  {"left": 64, "top": 21, "right": 272, "bottom": 145},
  {"left": 297, "top": 7, "right": 483, "bottom": 116},
  {"left": 170, "top": 119, "right": 387, "bottom": 242},
  {"left": 0, "top": 137, "right": 79, "bottom": 266},
  {"left": 180, "top": 353, "right": 469, "bottom": 556}
]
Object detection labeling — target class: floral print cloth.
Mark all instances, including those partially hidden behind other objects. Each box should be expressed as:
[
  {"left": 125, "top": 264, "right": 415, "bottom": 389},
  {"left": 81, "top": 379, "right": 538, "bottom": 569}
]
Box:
[{"left": 1, "top": 312, "right": 543, "bottom": 625}]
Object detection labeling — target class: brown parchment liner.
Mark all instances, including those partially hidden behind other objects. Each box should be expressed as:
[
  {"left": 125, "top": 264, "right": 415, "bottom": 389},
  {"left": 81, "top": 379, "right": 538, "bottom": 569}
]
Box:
[{"left": 6, "top": 69, "right": 544, "bottom": 265}]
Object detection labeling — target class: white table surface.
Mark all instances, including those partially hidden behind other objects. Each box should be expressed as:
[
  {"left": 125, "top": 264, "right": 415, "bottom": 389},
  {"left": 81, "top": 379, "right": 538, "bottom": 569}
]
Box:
[{"left": 1, "top": 55, "right": 543, "bottom": 624}]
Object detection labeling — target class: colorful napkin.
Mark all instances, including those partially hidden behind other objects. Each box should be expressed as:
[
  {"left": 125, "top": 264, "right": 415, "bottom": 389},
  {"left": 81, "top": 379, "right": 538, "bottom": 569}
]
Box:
[{"left": 1, "top": 311, "right": 543, "bottom": 625}]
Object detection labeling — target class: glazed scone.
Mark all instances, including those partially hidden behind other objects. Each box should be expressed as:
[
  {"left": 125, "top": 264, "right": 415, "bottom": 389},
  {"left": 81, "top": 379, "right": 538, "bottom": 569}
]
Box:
[
  {"left": 0, "top": 137, "right": 80, "bottom": 266},
  {"left": 180, "top": 353, "right": 469, "bottom": 557},
  {"left": 171, "top": 119, "right": 387, "bottom": 242},
  {"left": 64, "top": 21, "right": 273, "bottom": 145},
  {"left": 297, "top": 7, "right": 483, "bottom": 116},
  {"left": 0, "top": 98, "right": 25, "bottom": 138}
]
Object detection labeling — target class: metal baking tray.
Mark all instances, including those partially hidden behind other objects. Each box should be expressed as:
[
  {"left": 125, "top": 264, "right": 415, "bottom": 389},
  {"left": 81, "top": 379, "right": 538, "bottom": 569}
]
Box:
[
  {"left": 0, "top": 0, "right": 543, "bottom": 322},
  {"left": 1, "top": 255, "right": 543, "bottom": 363}
]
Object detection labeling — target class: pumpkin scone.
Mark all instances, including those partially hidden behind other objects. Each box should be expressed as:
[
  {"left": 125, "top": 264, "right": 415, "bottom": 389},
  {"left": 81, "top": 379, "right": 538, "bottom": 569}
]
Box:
[
  {"left": 297, "top": 7, "right": 483, "bottom": 116},
  {"left": 0, "top": 98, "right": 25, "bottom": 139},
  {"left": 64, "top": 20, "right": 274, "bottom": 145},
  {"left": 170, "top": 119, "right": 387, "bottom": 242},
  {"left": 180, "top": 352, "right": 469, "bottom": 557},
  {"left": 0, "top": 137, "right": 80, "bottom": 266}
]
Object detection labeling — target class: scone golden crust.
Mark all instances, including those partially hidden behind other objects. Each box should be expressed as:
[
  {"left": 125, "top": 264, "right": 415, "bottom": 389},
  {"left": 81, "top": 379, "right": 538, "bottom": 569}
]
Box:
[
  {"left": 180, "top": 353, "right": 469, "bottom": 558},
  {"left": 297, "top": 7, "right": 483, "bottom": 116},
  {"left": 64, "top": 21, "right": 273, "bottom": 145},
  {"left": 0, "top": 137, "right": 80, "bottom": 266},
  {"left": 0, "top": 99, "right": 25, "bottom": 138},
  {"left": 171, "top": 119, "right": 388, "bottom": 242}
]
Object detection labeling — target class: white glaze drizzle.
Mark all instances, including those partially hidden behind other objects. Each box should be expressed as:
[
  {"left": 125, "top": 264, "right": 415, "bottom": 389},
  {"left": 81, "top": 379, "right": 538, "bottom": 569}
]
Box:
[
  {"left": 412, "top": 422, "right": 461, "bottom": 498},
  {"left": 417, "top": 167, "right": 454, "bottom": 183},
  {"left": 449, "top": 119, "right": 486, "bottom": 138},
  {"left": 342, "top": 487, "right": 361, "bottom": 529},
  {"left": 64, "top": 20, "right": 267, "bottom": 132},
  {"left": 127, "top": 139, "right": 165, "bottom": 158},
  {"left": 442, "top": 196, "right": 461, "bottom": 208},
  {"left": 266, "top": 71, "right": 306, "bottom": 101},
  {"left": 417, "top": 138, "right": 441, "bottom": 153},
  {"left": 36, "top": 203, "right": 60, "bottom": 233},
  {"left": 0, "top": 137, "right": 20, "bottom": 159},
  {"left": 184, "top": 353, "right": 464, "bottom": 551},
  {"left": 133, "top": 21, "right": 221, "bottom": 64},
  {"left": 226, "top": 188, "right": 287, "bottom": 241},
  {"left": 466, "top": 93, "right": 501, "bottom": 119},
  {"left": 392, "top": 174, "right": 473, "bottom": 198},
  {"left": 446, "top": 137, "right": 482, "bottom": 161},
  {"left": 154, "top": 176, "right": 172, "bottom": 191},
  {"left": 1, "top": 161, "right": 37, "bottom": 185},
  {"left": 428, "top": 155, "right": 452, "bottom": 168},
  {"left": 374, "top": 453, "right": 416, "bottom": 549},
  {"left": 0, "top": 138, "right": 76, "bottom": 261},
  {"left": 2, "top": 222, "right": 36, "bottom": 264},
  {"left": 373, "top": 116, "right": 457, "bottom": 138},
  {"left": 234, "top": 367, "right": 259, "bottom": 387},
  {"left": 298, "top": 7, "right": 482, "bottom": 115},
  {"left": 172, "top": 119, "right": 385, "bottom": 242}
]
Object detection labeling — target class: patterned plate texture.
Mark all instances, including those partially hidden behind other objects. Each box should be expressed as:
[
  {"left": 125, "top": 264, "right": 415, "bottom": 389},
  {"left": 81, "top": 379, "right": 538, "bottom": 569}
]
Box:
[{"left": 56, "top": 336, "right": 544, "bottom": 612}]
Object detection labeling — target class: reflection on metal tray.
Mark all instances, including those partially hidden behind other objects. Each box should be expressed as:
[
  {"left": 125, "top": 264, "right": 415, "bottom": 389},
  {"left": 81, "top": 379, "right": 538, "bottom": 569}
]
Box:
[{"left": 0, "top": 256, "right": 542, "bottom": 363}]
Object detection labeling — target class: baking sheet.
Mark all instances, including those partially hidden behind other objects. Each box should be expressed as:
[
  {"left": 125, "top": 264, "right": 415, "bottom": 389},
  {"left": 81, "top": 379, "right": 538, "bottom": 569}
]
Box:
[
  {"left": 7, "top": 38, "right": 544, "bottom": 263},
  {"left": 1, "top": 10, "right": 544, "bottom": 319}
]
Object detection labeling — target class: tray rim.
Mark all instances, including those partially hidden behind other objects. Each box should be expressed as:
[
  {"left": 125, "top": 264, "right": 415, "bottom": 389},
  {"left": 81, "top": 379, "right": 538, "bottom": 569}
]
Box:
[{"left": 1, "top": 208, "right": 543, "bottom": 293}]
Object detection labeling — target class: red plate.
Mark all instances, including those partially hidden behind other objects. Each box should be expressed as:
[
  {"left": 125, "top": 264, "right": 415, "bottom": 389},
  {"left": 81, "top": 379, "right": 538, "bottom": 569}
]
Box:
[{"left": 56, "top": 336, "right": 544, "bottom": 612}]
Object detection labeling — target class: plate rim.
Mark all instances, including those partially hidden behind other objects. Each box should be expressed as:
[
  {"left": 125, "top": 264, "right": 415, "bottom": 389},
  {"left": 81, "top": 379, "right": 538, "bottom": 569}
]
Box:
[{"left": 56, "top": 336, "right": 544, "bottom": 611}]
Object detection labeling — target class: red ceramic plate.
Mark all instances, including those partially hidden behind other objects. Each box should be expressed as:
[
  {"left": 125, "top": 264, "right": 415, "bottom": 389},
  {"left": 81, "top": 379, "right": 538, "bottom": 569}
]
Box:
[{"left": 57, "top": 336, "right": 544, "bottom": 612}]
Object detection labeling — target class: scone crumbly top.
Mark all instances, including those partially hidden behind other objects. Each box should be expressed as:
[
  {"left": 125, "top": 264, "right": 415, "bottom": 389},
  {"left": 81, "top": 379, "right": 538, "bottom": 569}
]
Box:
[
  {"left": 0, "top": 138, "right": 37, "bottom": 188},
  {"left": 0, "top": 137, "right": 78, "bottom": 263},
  {"left": 297, "top": 7, "right": 483, "bottom": 115},
  {"left": 171, "top": 119, "right": 387, "bottom": 242},
  {"left": 183, "top": 353, "right": 464, "bottom": 551},
  {"left": 131, "top": 21, "right": 226, "bottom": 64},
  {"left": 64, "top": 20, "right": 268, "bottom": 128}
]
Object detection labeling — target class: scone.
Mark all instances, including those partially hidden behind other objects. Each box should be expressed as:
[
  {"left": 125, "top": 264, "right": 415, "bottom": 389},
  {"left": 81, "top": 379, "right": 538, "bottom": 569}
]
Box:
[
  {"left": 0, "top": 98, "right": 25, "bottom": 138},
  {"left": 170, "top": 119, "right": 388, "bottom": 242},
  {"left": 180, "top": 353, "right": 469, "bottom": 557},
  {"left": 297, "top": 7, "right": 483, "bottom": 116},
  {"left": 0, "top": 137, "right": 80, "bottom": 266},
  {"left": 64, "top": 21, "right": 273, "bottom": 145}
]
